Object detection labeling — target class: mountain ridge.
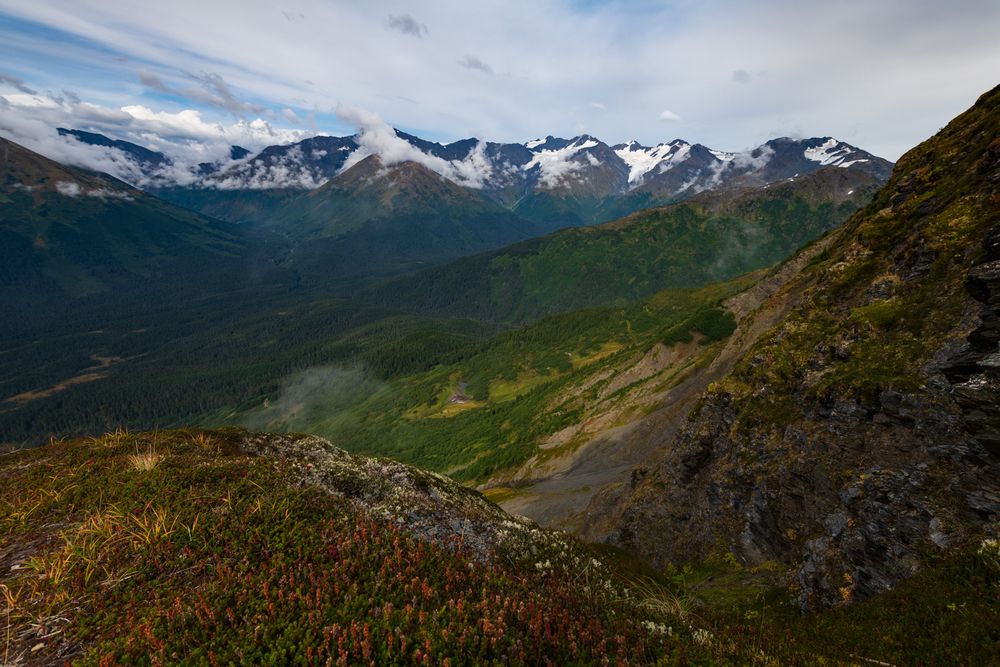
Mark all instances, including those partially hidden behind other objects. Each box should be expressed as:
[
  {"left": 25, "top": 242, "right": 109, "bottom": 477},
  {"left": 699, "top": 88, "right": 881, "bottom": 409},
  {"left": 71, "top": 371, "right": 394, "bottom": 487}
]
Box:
[
  {"left": 591, "top": 83, "right": 1000, "bottom": 609},
  {"left": 48, "top": 125, "right": 892, "bottom": 229},
  {"left": 0, "top": 136, "right": 254, "bottom": 308}
]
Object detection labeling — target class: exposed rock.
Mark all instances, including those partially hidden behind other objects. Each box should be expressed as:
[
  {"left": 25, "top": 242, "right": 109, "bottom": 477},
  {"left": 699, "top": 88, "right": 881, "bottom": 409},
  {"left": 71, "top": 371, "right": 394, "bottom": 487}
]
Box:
[
  {"left": 238, "top": 432, "right": 570, "bottom": 563},
  {"left": 595, "top": 85, "right": 1000, "bottom": 610}
]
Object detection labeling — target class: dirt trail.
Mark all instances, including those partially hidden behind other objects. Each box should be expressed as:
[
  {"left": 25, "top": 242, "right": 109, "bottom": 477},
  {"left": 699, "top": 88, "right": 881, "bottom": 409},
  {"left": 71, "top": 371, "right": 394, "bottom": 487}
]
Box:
[
  {"left": 4, "top": 355, "right": 121, "bottom": 405},
  {"left": 495, "top": 236, "right": 837, "bottom": 533}
]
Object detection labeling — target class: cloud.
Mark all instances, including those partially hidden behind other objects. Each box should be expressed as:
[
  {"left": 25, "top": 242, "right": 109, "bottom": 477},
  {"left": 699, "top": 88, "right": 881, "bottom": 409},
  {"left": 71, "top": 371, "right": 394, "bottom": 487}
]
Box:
[
  {"left": 589, "top": 101, "right": 607, "bottom": 111},
  {"left": 658, "top": 109, "right": 681, "bottom": 122},
  {"left": 138, "top": 69, "right": 266, "bottom": 116},
  {"left": 456, "top": 54, "right": 493, "bottom": 74},
  {"left": 0, "top": 106, "right": 152, "bottom": 184},
  {"left": 240, "top": 364, "right": 387, "bottom": 434},
  {"left": 54, "top": 180, "right": 132, "bottom": 199},
  {"left": 731, "top": 143, "right": 775, "bottom": 171},
  {"left": 335, "top": 103, "right": 492, "bottom": 187},
  {"left": 211, "top": 144, "right": 326, "bottom": 190},
  {"left": 73, "top": 102, "right": 132, "bottom": 124},
  {"left": 0, "top": 87, "right": 312, "bottom": 186},
  {"left": 525, "top": 138, "right": 599, "bottom": 188},
  {"left": 55, "top": 181, "right": 82, "bottom": 197},
  {"left": 0, "top": 72, "right": 37, "bottom": 95},
  {"left": 732, "top": 69, "right": 751, "bottom": 84},
  {"left": 138, "top": 69, "right": 170, "bottom": 93},
  {"left": 282, "top": 107, "right": 302, "bottom": 124},
  {"left": 187, "top": 71, "right": 267, "bottom": 115},
  {"left": 385, "top": 13, "right": 427, "bottom": 38}
]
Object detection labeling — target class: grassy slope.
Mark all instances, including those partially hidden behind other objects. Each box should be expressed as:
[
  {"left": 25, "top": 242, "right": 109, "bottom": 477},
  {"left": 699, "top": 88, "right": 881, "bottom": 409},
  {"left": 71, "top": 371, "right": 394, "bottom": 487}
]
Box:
[
  {"left": 0, "top": 429, "right": 683, "bottom": 665},
  {"left": 3, "top": 429, "right": 996, "bottom": 665},
  {"left": 603, "top": 85, "right": 1000, "bottom": 623},
  {"left": 221, "top": 279, "right": 746, "bottom": 484}
]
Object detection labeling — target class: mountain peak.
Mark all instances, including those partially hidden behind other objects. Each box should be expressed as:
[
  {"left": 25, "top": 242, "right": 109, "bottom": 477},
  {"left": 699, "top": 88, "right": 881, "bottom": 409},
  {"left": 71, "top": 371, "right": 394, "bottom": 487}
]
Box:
[{"left": 44, "top": 125, "right": 893, "bottom": 201}]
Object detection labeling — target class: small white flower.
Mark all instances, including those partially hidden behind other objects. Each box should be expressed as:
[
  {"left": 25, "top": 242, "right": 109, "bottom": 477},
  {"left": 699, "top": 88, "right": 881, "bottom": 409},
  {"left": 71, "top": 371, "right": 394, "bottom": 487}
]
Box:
[
  {"left": 692, "top": 628, "right": 713, "bottom": 646},
  {"left": 641, "top": 620, "right": 675, "bottom": 636}
]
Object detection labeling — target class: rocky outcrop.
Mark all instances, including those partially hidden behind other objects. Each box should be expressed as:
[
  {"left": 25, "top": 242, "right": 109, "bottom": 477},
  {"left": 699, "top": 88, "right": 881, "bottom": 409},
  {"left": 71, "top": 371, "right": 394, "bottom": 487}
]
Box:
[
  {"left": 944, "top": 227, "right": 1000, "bottom": 458},
  {"left": 239, "top": 431, "right": 568, "bottom": 563},
  {"left": 599, "top": 85, "right": 1000, "bottom": 609}
]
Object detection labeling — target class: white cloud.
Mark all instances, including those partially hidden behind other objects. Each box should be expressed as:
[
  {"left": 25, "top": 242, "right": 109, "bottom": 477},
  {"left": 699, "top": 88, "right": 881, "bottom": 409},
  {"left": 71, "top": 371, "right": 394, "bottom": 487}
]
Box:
[
  {"left": 731, "top": 144, "right": 775, "bottom": 171},
  {"left": 0, "top": 105, "right": 150, "bottom": 184},
  {"left": 589, "top": 101, "right": 607, "bottom": 111},
  {"left": 525, "top": 138, "right": 598, "bottom": 188},
  {"left": 0, "top": 90, "right": 313, "bottom": 186},
  {"left": 658, "top": 110, "right": 681, "bottom": 123},
  {"left": 335, "top": 104, "right": 492, "bottom": 188},
  {"left": 211, "top": 144, "right": 324, "bottom": 190},
  {"left": 55, "top": 181, "right": 82, "bottom": 197},
  {"left": 54, "top": 180, "right": 133, "bottom": 199}
]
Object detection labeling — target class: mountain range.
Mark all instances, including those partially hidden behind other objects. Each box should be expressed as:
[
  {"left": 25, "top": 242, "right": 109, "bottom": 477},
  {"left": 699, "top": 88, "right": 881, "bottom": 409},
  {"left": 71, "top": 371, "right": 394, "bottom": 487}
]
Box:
[{"left": 61, "top": 124, "right": 892, "bottom": 227}]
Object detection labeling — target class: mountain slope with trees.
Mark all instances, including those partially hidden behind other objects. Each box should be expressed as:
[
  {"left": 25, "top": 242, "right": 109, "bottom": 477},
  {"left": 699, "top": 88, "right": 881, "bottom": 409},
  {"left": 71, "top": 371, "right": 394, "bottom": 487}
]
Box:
[{"left": 362, "top": 166, "right": 882, "bottom": 325}]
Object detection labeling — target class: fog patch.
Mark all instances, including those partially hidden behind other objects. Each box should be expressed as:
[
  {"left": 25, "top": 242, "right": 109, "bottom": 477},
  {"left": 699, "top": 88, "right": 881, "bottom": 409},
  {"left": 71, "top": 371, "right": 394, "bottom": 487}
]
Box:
[{"left": 242, "top": 364, "right": 385, "bottom": 434}]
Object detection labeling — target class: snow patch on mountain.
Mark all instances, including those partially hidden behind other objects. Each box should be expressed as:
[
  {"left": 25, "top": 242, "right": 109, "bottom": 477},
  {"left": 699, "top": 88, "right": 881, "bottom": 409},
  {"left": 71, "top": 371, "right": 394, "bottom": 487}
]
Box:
[
  {"left": 526, "top": 137, "right": 599, "bottom": 188},
  {"left": 804, "top": 138, "right": 868, "bottom": 168},
  {"left": 614, "top": 140, "right": 691, "bottom": 185}
]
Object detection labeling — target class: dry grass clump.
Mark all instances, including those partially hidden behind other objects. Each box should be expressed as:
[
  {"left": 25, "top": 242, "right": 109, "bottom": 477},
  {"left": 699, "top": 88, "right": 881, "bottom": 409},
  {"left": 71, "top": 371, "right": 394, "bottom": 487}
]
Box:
[{"left": 126, "top": 442, "right": 162, "bottom": 471}]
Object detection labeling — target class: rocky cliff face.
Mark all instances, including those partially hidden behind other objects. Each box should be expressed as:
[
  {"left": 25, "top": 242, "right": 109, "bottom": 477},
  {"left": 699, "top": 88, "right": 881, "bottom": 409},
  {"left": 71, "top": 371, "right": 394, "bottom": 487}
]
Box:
[{"left": 599, "top": 85, "right": 1000, "bottom": 609}]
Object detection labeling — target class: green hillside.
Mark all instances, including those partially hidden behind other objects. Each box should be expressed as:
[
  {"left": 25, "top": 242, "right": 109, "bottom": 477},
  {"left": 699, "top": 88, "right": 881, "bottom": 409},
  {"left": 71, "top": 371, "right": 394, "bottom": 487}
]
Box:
[
  {"left": 221, "top": 278, "right": 748, "bottom": 483},
  {"left": 0, "top": 138, "right": 249, "bottom": 306},
  {"left": 362, "top": 166, "right": 882, "bottom": 324},
  {"left": 0, "top": 289, "right": 493, "bottom": 446}
]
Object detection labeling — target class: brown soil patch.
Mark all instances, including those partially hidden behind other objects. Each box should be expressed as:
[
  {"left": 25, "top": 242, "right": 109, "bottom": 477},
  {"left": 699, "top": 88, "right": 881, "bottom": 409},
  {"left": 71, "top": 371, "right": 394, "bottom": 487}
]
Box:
[{"left": 4, "top": 355, "right": 122, "bottom": 405}]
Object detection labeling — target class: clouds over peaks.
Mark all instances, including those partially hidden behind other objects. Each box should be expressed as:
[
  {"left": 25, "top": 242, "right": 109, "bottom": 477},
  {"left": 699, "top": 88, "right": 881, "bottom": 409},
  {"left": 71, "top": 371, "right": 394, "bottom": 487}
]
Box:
[{"left": 335, "top": 104, "right": 493, "bottom": 188}]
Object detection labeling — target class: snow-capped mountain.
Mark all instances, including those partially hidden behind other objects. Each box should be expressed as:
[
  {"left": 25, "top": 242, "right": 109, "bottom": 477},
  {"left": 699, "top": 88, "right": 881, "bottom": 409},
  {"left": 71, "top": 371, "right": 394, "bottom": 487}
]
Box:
[
  {"left": 612, "top": 139, "right": 694, "bottom": 186},
  {"left": 47, "top": 126, "right": 893, "bottom": 227}
]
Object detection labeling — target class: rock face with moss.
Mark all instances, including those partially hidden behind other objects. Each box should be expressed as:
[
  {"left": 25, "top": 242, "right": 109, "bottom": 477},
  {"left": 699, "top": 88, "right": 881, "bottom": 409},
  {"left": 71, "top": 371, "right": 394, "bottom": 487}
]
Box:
[{"left": 602, "top": 85, "right": 1000, "bottom": 609}]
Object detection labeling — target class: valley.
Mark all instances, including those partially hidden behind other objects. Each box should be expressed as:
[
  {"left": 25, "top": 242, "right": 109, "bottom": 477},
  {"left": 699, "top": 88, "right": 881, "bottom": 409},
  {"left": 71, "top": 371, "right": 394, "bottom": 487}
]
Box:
[{"left": 1, "top": 14, "right": 998, "bottom": 658}]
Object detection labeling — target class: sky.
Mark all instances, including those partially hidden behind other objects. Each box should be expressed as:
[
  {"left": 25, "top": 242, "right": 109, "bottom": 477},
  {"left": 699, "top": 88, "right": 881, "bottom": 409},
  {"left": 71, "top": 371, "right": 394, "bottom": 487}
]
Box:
[{"left": 1, "top": 0, "right": 999, "bottom": 170}]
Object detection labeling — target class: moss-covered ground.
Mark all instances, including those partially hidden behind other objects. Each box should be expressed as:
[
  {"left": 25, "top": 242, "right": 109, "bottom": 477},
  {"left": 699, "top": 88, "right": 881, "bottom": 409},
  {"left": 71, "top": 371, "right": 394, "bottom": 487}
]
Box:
[{"left": 3, "top": 429, "right": 998, "bottom": 665}]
